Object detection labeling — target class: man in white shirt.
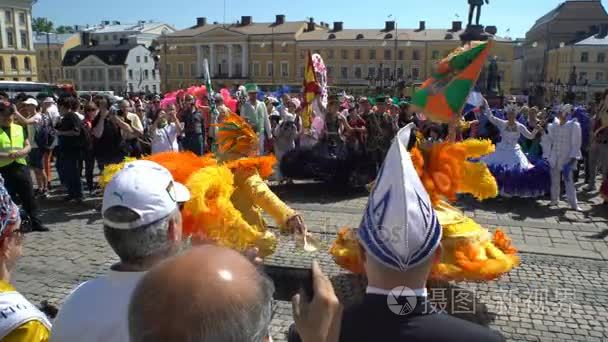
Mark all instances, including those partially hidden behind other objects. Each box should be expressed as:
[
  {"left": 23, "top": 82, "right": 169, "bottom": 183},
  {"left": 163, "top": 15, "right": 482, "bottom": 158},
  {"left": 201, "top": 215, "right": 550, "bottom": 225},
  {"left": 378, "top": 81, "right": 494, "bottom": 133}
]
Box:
[
  {"left": 51, "top": 160, "right": 190, "bottom": 342},
  {"left": 240, "top": 84, "right": 272, "bottom": 154},
  {"left": 544, "top": 104, "right": 583, "bottom": 211}
]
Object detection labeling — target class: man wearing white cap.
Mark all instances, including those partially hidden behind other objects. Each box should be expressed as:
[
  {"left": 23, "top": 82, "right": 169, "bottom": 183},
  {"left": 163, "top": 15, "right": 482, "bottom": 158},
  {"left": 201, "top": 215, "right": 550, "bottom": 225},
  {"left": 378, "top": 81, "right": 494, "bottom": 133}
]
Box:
[
  {"left": 51, "top": 160, "right": 190, "bottom": 342},
  {"left": 338, "top": 125, "right": 505, "bottom": 342}
]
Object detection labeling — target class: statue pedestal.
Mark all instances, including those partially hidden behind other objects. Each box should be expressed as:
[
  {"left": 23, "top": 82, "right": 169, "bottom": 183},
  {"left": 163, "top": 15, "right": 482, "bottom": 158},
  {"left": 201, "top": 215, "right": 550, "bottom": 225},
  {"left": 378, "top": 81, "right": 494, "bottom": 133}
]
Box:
[{"left": 460, "top": 25, "right": 491, "bottom": 43}]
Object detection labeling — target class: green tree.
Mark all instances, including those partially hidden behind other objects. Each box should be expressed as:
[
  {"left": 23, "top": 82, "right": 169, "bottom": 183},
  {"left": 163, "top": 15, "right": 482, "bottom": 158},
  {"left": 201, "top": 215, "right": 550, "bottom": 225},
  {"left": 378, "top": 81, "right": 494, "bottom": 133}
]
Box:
[
  {"left": 55, "top": 25, "right": 74, "bottom": 34},
  {"left": 32, "top": 17, "right": 54, "bottom": 33}
]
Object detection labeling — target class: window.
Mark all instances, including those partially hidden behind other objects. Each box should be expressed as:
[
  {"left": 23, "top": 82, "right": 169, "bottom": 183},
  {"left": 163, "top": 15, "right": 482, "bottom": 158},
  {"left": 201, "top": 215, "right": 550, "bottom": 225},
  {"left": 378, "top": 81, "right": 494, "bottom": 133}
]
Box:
[
  {"left": 177, "top": 63, "right": 184, "bottom": 77},
  {"left": 129, "top": 83, "right": 134, "bottom": 92},
  {"left": 383, "top": 67, "right": 390, "bottom": 78},
  {"left": 327, "top": 49, "right": 334, "bottom": 59},
  {"left": 384, "top": 49, "right": 391, "bottom": 60},
  {"left": 5, "top": 11, "right": 11, "bottom": 24},
  {"left": 369, "top": 49, "right": 376, "bottom": 60},
  {"left": 166, "top": 64, "right": 171, "bottom": 76},
  {"left": 596, "top": 72, "right": 604, "bottom": 81},
  {"left": 23, "top": 57, "right": 30, "bottom": 71},
  {"left": 280, "top": 62, "right": 289, "bottom": 77},
  {"left": 18, "top": 13, "right": 25, "bottom": 26},
  {"left": 397, "top": 68, "right": 403, "bottom": 77},
  {"left": 81, "top": 69, "right": 88, "bottom": 81},
  {"left": 144, "top": 56, "right": 149, "bottom": 63},
  {"left": 20, "top": 30, "right": 26, "bottom": 47},
  {"left": 252, "top": 62, "right": 260, "bottom": 77},
  {"left": 113, "top": 34, "right": 118, "bottom": 41},
  {"left": 136, "top": 56, "right": 141, "bottom": 63},
  {"left": 368, "top": 67, "right": 375, "bottom": 77},
  {"left": 354, "top": 67, "right": 362, "bottom": 78},
  {"left": 145, "top": 85, "right": 149, "bottom": 93},
  {"left": 398, "top": 50, "right": 404, "bottom": 60},
  {"left": 40, "top": 50, "right": 44, "bottom": 58},
  {"left": 128, "top": 69, "right": 133, "bottom": 80},
  {"left": 0, "top": 57, "right": 3, "bottom": 71},
  {"left": 581, "top": 52, "right": 589, "bottom": 63},
  {"left": 413, "top": 50, "right": 421, "bottom": 60},
  {"left": 267, "top": 62, "right": 273, "bottom": 77},
  {"left": 10, "top": 57, "right": 17, "bottom": 71},
  {"left": 152, "top": 85, "right": 157, "bottom": 93},
  {"left": 297, "top": 65, "right": 304, "bottom": 78},
  {"left": 327, "top": 66, "right": 333, "bottom": 77},
  {"left": 299, "top": 50, "right": 305, "bottom": 59},
  {"left": 190, "top": 64, "right": 196, "bottom": 76},
  {"left": 6, "top": 29, "right": 14, "bottom": 47},
  {"left": 341, "top": 66, "right": 348, "bottom": 79},
  {"left": 412, "top": 67, "right": 420, "bottom": 80},
  {"left": 341, "top": 49, "right": 348, "bottom": 60},
  {"left": 432, "top": 50, "right": 440, "bottom": 59},
  {"left": 598, "top": 53, "right": 606, "bottom": 63},
  {"left": 97, "top": 69, "right": 103, "bottom": 81},
  {"left": 54, "top": 50, "right": 59, "bottom": 59},
  {"left": 104, "top": 35, "right": 109, "bottom": 41},
  {"left": 144, "top": 69, "right": 149, "bottom": 79},
  {"left": 108, "top": 69, "right": 114, "bottom": 81},
  {"left": 152, "top": 69, "right": 157, "bottom": 79},
  {"left": 578, "top": 72, "right": 587, "bottom": 82}
]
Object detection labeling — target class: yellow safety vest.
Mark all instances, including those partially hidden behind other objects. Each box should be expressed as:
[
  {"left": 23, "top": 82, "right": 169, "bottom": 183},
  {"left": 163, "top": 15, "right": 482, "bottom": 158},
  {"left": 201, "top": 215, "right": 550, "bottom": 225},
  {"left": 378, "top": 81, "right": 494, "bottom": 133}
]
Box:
[{"left": 0, "top": 124, "right": 27, "bottom": 168}]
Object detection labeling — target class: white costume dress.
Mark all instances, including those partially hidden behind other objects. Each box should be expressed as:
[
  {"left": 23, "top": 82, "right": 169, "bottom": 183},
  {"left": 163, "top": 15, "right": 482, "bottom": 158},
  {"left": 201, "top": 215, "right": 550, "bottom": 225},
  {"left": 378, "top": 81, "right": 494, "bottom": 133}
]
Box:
[
  {"left": 543, "top": 118, "right": 582, "bottom": 208},
  {"left": 481, "top": 108, "right": 550, "bottom": 197}
]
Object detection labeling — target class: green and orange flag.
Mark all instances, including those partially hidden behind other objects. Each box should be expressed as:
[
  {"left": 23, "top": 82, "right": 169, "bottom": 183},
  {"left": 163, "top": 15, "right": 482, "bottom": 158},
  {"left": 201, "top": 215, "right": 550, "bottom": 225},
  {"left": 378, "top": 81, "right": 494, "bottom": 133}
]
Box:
[{"left": 412, "top": 40, "right": 493, "bottom": 123}]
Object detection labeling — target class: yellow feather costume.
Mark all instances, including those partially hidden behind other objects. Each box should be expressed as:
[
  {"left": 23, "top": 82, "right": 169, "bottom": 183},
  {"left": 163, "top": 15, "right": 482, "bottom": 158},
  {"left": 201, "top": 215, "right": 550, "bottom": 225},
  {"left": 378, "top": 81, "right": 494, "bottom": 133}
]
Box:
[
  {"left": 330, "top": 137, "right": 519, "bottom": 282},
  {"left": 99, "top": 113, "right": 305, "bottom": 257}
]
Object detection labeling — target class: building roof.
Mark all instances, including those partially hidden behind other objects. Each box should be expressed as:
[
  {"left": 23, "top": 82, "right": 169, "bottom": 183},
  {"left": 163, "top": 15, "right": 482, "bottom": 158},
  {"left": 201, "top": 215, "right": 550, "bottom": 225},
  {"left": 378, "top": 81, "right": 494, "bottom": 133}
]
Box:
[
  {"left": 575, "top": 34, "right": 608, "bottom": 45},
  {"left": 62, "top": 43, "right": 139, "bottom": 66},
  {"left": 33, "top": 33, "right": 75, "bottom": 45},
  {"left": 90, "top": 21, "right": 169, "bottom": 34},
  {"left": 168, "top": 21, "right": 308, "bottom": 37},
  {"left": 297, "top": 28, "right": 513, "bottom": 42}
]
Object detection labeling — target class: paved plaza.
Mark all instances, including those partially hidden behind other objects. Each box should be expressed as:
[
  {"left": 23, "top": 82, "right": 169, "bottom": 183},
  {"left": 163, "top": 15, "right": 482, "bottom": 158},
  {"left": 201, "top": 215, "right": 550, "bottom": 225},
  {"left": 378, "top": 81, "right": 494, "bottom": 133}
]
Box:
[{"left": 12, "top": 178, "right": 608, "bottom": 342}]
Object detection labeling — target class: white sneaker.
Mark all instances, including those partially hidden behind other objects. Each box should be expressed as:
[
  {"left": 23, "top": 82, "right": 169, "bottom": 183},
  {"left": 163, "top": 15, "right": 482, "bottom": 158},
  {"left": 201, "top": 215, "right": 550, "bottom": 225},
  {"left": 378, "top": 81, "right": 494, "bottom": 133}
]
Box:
[
  {"left": 571, "top": 206, "right": 583, "bottom": 212},
  {"left": 548, "top": 201, "right": 559, "bottom": 206}
]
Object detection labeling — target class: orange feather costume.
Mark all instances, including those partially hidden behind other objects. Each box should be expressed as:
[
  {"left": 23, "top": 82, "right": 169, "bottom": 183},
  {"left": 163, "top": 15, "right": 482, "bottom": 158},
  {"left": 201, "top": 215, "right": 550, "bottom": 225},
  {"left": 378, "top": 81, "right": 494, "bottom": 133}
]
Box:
[
  {"left": 99, "top": 113, "right": 307, "bottom": 257},
  {"left": 330, "top": 137, "right": 519, "bottom": 282}
]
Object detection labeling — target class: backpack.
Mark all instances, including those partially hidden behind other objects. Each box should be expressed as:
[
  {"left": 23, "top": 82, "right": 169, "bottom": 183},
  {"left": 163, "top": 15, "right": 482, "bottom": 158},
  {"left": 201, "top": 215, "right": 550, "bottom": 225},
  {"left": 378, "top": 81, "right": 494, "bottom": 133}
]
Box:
[
  {"left": 34, "top": 114, "right": 56, "bottom": 150},
  {"left": 79, "top": 119, "right": 93, "bottom": 151}
]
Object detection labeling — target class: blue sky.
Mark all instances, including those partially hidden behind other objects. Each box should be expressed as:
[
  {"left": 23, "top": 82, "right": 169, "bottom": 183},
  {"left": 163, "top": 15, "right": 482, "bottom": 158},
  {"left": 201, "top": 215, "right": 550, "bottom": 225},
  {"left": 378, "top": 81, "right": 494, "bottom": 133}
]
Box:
[{"left": 33, "top": 0, "right": 608, "bottom": 39}]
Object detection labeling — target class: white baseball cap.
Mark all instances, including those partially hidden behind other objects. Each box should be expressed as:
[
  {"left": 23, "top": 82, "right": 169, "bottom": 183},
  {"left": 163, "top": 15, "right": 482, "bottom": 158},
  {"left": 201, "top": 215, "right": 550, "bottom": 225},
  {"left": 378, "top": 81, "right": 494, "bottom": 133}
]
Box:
[
  {"left": 23, "top": 98, "right": 38, "bottom": 107},
  {"left": 102, "top": 160, "right": 190, "bottom": 230},
  {"left": 358, "top": 124, "right": 442, "bottom": 271}
]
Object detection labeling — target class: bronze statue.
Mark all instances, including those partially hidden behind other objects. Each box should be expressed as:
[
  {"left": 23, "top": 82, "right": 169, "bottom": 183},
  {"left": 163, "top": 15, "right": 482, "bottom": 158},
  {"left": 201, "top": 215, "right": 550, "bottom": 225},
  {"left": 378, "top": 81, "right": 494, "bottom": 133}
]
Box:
[{"left": 468, "top": 0, "right": 489, "bottom": 26}]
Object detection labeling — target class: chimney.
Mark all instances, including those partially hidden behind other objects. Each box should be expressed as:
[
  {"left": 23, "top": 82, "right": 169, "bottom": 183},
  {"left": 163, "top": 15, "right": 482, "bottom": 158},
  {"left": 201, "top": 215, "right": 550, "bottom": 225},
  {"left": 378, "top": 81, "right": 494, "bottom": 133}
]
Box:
[
  {"left": 241, "top": 16, "right": 252, "bottom": 26},
  {"left": 275, "top": 14, "right": 285, "bottom": 25},
  {"left": 307, "top": 17, "right": 315, "bottom": 32},
  {"left": 385, "top": 21, "right": 395, "bottom": 32},
  {"left": 113, "top": 21, "right": 120, "bottom": 25},
  {"left": 589, "top": 25, "right": 599, "bottom": 35},
  {"left": 333, "top": 21, "right": 343, "bottom": 32},
  {"left": 196, "top": 17, "right": 207, "bottom": 27},
  {"left": 102, "top": 20, "right": 110, "bottom": 26},
  {"left": 418, "top": 21, "right": 426, "bottom": 31},
  {"left": 73, "top": 25, "right": 81, "bottom": 32},
  {"left": 575, "top": 30, "right": 587, "bottom": 41},
  {"left": 81, "top": 32, "right": 91, "bottom": 46},
  {"left": 451, "top": 21, "right": 462, "bottom": 32},
  {"left": 598, "top": 24, "right": 608, "bottom": 38}
]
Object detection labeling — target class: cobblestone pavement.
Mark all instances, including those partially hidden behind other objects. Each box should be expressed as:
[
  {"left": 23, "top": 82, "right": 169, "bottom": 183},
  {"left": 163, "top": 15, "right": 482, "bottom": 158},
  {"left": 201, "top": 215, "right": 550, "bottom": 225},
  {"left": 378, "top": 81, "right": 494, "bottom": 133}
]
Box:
[{"left": 11, "top": 177, "right": 608, "bottom": 342}]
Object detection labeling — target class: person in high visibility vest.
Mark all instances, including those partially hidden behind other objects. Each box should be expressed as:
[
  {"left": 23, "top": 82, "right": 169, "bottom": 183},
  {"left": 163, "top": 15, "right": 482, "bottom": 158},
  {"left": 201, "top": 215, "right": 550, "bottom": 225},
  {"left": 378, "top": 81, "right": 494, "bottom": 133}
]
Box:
[
  {"left": 0, "top": 175, "right": 51, "bottom": 341},
  {"left": 0, "top": 101, "right": 48, "bottom": 232}
]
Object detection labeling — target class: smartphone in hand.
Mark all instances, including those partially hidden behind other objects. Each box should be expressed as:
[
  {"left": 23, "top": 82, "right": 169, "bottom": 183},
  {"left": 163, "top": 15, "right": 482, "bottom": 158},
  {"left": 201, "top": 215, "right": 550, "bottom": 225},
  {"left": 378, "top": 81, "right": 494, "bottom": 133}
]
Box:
[{"left": 263, "top": 265, "right": 314, "bottom": 302}]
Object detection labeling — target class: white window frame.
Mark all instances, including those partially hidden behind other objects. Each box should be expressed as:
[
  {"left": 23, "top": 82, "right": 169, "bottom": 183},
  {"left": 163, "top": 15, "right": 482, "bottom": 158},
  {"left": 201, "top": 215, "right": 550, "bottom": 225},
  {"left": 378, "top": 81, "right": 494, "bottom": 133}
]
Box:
[
  {"left": 252, "top": 61, "right": 260, "bottom": 77},
  {"left": 280, "top": 61, "right": 289, "bottom": 77},
  {"left": 266, "top": 61, "right": 273, "bottom": 77}
]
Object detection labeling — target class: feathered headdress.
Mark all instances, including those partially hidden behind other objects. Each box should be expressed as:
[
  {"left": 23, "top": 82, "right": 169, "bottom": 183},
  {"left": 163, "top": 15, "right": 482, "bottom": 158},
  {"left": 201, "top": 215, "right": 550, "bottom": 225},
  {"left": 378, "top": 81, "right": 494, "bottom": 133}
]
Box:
[{"left": 215, "top": 112, "right": 259, "bottom": 158}]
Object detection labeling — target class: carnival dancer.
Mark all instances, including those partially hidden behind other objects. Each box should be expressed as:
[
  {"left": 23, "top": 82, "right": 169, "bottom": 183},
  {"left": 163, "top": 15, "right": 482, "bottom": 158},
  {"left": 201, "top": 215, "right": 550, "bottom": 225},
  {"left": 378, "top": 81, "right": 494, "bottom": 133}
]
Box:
[
  {"left": 363, "top": 95, "right": 396, "bottom": 173},
  {"left": 0, "top": 176, "right": 51, "bottom": 341},
  {"left": 480, "top": 99, "right": 550, "bottom": 197},
  {"left": 240, "top": 84, "right": 272, "bottom": 155},
  {"left": 519, "top": 106, "right": 543, "bottom": 160},
  {"left": 587, "top": 91, "right": 608, "bottom": 198},
  {"left": 543, "top": 104, "right": 583, "bottom": 211},
  {"left": 180, "top": 94, "right": 205, "bottom": 156}
]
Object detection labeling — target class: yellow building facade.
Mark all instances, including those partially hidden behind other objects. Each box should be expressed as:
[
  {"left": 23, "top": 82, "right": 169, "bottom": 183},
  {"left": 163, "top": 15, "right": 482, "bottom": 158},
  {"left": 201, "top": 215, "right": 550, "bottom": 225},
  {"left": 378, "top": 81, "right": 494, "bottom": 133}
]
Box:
[
  {"left": 160, "top": 17, "right": 518, "bottom": 95},
  {"left": 545, "top": 34, "right": 608, "bottom": 104},
  {"left": 34, "top": 33, "right": 81, "bottom": 84},
  {"left": 0, "top": 0, "right": 37, "bottom": 81}
]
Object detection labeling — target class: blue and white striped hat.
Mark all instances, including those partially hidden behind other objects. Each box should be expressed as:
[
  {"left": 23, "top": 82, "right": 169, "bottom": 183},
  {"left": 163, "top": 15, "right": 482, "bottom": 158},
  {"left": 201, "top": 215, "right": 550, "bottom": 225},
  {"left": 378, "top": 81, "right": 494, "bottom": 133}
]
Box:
[{"left": 358, "top": 124, "right": 442, "bottom": 271}]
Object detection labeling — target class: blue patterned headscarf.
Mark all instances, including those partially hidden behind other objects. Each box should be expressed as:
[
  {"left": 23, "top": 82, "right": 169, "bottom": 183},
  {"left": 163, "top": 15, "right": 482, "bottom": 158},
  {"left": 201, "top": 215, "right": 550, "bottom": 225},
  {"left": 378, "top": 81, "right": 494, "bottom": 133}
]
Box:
[{"left": 0, "top": 176, "right": 19, "bottom": 238}]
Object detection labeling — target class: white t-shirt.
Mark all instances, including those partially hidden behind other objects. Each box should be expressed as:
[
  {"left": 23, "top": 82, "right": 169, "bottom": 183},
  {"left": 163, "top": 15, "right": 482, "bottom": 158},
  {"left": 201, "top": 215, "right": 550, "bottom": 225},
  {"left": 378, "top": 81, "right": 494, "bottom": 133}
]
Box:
[
  {"left": 51, "top": 270, "right": 145, "bottom": 342},
  {"left": 26, "top": 113, "right": 42, "bottom": 148},
  {"left": 151, "top": 123, "right": 179, "bottom": 154}
]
